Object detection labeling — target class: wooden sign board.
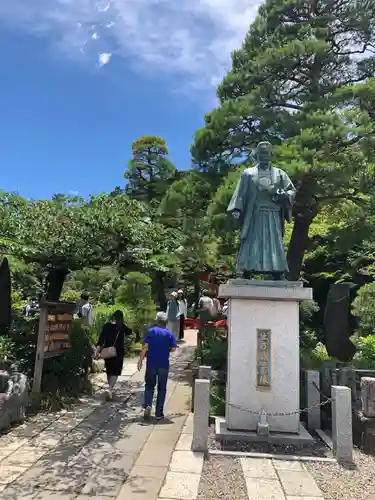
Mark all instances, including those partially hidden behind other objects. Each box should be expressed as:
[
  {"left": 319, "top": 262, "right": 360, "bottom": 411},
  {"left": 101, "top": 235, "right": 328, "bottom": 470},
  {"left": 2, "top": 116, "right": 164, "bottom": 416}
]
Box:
[
  {"left": 32, "top": 301, "right": 76, "bottom": 394},
  {"left": 44, "top": 302, "right": 75, "bottom": 357}
]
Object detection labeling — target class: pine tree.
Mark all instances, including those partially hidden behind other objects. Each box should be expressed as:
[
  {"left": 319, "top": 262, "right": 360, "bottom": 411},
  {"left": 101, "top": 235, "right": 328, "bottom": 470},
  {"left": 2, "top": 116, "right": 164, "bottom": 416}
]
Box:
[
  {"left": 125, "top": 136, "right": 177, "bottom": 203},
  {"left": 192, "top": 0, "right": 375, "bottom": 279}
]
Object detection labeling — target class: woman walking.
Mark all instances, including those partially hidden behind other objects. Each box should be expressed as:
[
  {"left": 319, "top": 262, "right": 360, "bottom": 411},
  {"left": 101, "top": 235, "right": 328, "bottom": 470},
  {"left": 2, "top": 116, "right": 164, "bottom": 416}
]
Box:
[
  {"left": 96, "top": 310, "right": 132, "bottom": 400},
  {"left": 177, "top": 289, "right": 187, "bottom": 340},
  {"left": 166, "top": 291, "right": 180, "bottom": 337}
]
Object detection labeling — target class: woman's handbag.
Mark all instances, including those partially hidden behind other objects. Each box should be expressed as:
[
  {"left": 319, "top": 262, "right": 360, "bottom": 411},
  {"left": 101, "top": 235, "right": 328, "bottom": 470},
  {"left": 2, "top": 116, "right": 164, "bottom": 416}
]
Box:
[{"left": 100, "top": 331, "right": 120, "bottom": 360}]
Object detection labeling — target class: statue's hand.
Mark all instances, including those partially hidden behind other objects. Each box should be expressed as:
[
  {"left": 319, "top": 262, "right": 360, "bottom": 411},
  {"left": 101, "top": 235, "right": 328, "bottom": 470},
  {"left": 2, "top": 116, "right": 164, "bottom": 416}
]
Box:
[
  {"left": 276, "top": 188, "right": 288, "bottom": 198},
  {"left": 232, "top": 210, "right": 241, "bottom": 220},
  {"left": 267, "top": 185, "right": 278, "bottom": 196}
]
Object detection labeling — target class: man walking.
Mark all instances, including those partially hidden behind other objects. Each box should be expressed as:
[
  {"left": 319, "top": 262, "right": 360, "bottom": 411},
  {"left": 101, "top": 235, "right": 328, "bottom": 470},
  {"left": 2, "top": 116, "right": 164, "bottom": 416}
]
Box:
[{"left": 137, "top": 312, "right": 177, "bottom": 421}]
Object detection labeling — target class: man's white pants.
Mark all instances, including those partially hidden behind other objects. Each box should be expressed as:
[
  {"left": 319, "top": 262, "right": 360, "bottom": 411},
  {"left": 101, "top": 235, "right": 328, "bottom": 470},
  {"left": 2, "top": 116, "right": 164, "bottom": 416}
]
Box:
[{"left": 167, "top": 320, "right": 180, "bottom": 337}]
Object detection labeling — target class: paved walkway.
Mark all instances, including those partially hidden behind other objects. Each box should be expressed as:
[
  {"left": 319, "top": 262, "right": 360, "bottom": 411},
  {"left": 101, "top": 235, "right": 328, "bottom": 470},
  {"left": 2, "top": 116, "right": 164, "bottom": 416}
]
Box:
[
  {"left": 0, "top": 329, "right": 326, "bottom": 500},
  {"left": 0, "top": 331, "right": 197, "bottom": 500}
]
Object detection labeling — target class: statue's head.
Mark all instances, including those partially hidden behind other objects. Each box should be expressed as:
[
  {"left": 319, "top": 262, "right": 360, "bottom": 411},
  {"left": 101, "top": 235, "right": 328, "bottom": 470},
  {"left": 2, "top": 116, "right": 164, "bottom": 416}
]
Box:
[{"left": 256, "top": 141, "right": 271, "bottom": 169}]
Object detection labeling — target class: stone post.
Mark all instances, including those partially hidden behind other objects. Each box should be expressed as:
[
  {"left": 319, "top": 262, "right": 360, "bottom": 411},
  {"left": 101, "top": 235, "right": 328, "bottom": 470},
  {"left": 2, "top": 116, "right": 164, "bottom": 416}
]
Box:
[
  {"left": 322, "top": 360, "right": 336, "bottom": 397},
  {"left": 199, "top": 366, "right": 211, "bottom": 380},
  {"left": 339, "top": 367, "right": 356, "bottom": 402},
  {"left": 192, "top": 378, "right": 210, "bottom": 452},
  {"left": 306, "top": 370, "right": 321, "bottom": 430},
  {"left": 361, "top": 377, "right": 375, "bottom": 418},
  {"left": 332, "top": 386, "right": 353, "bottom": 463}
]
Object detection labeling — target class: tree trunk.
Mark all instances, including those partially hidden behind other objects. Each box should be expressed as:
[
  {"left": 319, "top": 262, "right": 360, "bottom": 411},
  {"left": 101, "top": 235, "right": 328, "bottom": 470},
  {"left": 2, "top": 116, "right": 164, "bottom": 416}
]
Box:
[
  {"left": 153, "top": 271, "right": 167, "bottom": 311},
  {"left": 193, "top": 272, "right": 201, "bottom": 315},
  {"left": 287, "top": 219, "right": 313, "bottom": 281},
  {"left": 0, "top": 257, "right": 12, "bottom": 334},
  {"left": 45, "top": 268, "right": 69, "bottom": 301},
  {"left": 287, "top": 175, "right": 318, "bottom": 281}
]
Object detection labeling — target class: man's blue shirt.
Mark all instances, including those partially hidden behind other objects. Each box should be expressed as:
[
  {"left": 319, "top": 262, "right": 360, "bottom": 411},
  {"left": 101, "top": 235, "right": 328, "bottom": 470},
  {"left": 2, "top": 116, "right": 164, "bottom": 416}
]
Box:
[{"left": 144, "top": 326, "right": 177, "bottom": 370}]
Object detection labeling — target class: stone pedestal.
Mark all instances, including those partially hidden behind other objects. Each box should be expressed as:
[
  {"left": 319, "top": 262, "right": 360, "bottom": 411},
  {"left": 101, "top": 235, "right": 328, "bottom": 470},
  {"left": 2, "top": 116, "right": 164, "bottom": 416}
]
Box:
[{"left": 219, "top": 280, "right": 312, "bottom": 434}]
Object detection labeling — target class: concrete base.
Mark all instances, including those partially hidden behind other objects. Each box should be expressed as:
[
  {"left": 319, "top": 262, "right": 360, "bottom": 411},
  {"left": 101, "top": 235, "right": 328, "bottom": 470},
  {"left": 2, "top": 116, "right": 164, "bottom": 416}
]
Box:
[
  {"left": 219, "top": 280, "right": 313, "bottom": 434},
  {"left": 215, "top": 417, "right": 315, "bottom": 446}
]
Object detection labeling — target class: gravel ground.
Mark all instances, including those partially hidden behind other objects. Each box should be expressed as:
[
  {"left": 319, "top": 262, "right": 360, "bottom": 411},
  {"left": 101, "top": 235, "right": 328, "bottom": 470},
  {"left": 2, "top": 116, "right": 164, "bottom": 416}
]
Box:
[
  {"left": 197, "top": 456, "right": 248, "bottom": 500},
  {"left": 306, "top": 449, "right": 375, "bottom": 500},
  {"left": 208, "top": 425, "right": 332, "bottom": 457}
]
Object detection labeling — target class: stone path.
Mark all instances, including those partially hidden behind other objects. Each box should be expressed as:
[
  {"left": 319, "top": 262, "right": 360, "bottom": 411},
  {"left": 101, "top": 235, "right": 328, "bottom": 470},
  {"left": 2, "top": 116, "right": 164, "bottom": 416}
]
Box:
[
  {"left": 0, "top": 328, "right": 327, "bottom": 500},
  {"left": 240, "top": 457, "right": 325, "bottom": 499},
  {"left": 0, "top": 331, "right": 197, "bottom": 500}
]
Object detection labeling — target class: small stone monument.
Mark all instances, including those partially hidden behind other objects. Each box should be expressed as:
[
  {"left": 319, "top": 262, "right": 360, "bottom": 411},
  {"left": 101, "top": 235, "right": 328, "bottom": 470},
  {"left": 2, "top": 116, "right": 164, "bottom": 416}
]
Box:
[
  {"left": 324, "top": 283, "right": 356, "bottom": 362},
  {"left": 361, "top": 377, "right": 375, "bottom": 418},
  {"left": 0, "top": 367, "right": 28, "bottom": 430}
]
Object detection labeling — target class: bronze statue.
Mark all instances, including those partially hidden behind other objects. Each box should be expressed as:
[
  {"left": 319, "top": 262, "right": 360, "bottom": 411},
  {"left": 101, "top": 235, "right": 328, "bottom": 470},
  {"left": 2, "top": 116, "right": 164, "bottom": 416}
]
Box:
[{"left": 228, "top": 142, "right": 295, "bottom": 280}]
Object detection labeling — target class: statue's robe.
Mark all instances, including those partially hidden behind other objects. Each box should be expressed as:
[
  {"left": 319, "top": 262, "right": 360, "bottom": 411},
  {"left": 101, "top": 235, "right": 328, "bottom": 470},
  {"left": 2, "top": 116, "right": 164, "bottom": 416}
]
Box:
[{"left": 227, "top": 166, "right": 295, "bottom": 274}]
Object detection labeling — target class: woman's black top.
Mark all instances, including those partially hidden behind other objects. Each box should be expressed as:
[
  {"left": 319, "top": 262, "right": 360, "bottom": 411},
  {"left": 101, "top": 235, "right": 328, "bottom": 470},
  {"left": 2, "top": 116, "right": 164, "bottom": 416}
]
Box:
[{"left": 97, "top": 322, "right": 132, "bottom": 375}]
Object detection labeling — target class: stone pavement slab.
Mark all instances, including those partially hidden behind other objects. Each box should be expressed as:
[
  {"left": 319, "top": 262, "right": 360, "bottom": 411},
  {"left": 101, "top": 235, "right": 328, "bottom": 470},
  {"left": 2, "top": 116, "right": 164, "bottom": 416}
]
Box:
[
  {"left": 278, "top": 470, "right": 323, "bottom": 497},
  {"left": 159, "top": 471, "right": 201, "bottom": 500},
  {"left": 273, "top": 460, "right": 305, "bottom": 471},
  {"left": 241, "top": 457, "right": 278, "bottom": 479},
  {"left": 175, "top": 433, "right": 193, "bottom": 451},
  {"left": 239, "top": 457, "right": 325, "bottom": 500},
  {"left": 169, "top": 451, "right": 204, "bottom": 474},
  {"left": 117, "top": 475, "right": 165, "bottom": 500},
  {"left": 245, "top": 477, "right": 286, "bottom": 500}
]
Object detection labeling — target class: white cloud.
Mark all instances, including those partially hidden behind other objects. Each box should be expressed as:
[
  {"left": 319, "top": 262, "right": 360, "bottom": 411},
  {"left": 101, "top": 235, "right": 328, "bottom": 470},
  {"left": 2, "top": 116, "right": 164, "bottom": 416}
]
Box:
[
  {"left": 98, "top": 51, "right": 112, "bottom": 66},
  {"left": 0, "top": 0, "right": 261, "bottom": 90}
]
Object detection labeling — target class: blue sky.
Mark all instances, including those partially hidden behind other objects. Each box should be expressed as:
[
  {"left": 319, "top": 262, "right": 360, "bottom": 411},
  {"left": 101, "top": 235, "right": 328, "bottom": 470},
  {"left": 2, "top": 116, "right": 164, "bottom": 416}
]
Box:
[{"left": 0, "top": 0, "right": 260, "bottom": 200}]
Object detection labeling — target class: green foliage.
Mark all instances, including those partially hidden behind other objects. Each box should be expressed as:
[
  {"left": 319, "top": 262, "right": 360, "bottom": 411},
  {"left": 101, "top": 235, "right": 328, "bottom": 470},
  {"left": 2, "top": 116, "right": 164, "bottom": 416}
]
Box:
[
  {"left": 210, "top": 382, "right": 225, "bottom": 417},
  {"left": 201, "top": 337, "right": 228, "bottom": 371},
  {"left": 0, "top": 336, "right": 13, "bottom": 362},
  {"left": 352, "top": 283, "right": 375, "bottom": 336},
  {"left": 299, "top": 300, "right": 319, "bottom": 350},
  {"left": 6, "top": 309, "right": 39, "bottom": 375},
  {"left": 115, "top": 272, "right": 156, "bottom": 335},
  {"left": 0, "top": 191, "right": 178, "bottom": 300},
  {"left": 42, "top": 320, "right": 93, "bottom": 396},
  {"left": 63, "top": 266, "right": 123, "bottom": 304},
  {"left": 125, "top": 136, "right": 177, "bottom": 203},
  {"left": 191, "top": 0, "right": 375, "bottom": 280},
  {"left": 300, "top": 343, "right": 330, "bottom": 370},
  {"left": 353, "top": 335, "right": 375, "bottom": 369}
]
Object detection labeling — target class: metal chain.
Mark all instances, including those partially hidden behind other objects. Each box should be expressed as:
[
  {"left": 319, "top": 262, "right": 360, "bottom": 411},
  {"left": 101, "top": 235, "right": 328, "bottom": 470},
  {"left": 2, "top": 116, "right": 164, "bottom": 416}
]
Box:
[
  {"left": 312, "top": 380, "right": 331, "bottom": 401},
  {"left": 210, "top": 390, "right": 332, "bottom": 417}
]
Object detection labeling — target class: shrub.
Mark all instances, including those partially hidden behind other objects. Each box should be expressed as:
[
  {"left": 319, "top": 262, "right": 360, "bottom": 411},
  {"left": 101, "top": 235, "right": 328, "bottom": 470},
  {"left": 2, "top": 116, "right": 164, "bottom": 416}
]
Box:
[
  {"left": 115, "top": 272, "right": 156, "bottom": 339},
  {"left": 6, "top": 308, "right": 38, "bottom": 375},
  {"left": 352, "top": 335, "right": 375, "bottom": 368},
  {"left": 210, "top": 381, "right": 225, "bottom": 416},
  {"left": 201, "top": 337, "right": 227, "bottom": 370},
  {"left": 299, "top": 300, "right": 319, "bottom": 350},
  {"left": 42, "top": 320, "right": 93, "bottom": 396},
  {"left": 352, "top": 283, "right": 375, "bottom": 336},
  {"left": 0, "top": 336, "right": 13, "bottom": 364},
  {"left": 300, "top": 342, "right": 330, "bottom": 369}
]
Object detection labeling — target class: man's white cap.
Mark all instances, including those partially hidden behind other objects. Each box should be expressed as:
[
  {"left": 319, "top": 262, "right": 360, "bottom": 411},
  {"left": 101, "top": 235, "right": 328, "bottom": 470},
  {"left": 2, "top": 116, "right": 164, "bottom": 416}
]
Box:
[
  {"left": 177, "top": 289, "right": 184, "bottom": 294},
  {"left": 155, "top": 311, "right": 168, "bottom": 322}
]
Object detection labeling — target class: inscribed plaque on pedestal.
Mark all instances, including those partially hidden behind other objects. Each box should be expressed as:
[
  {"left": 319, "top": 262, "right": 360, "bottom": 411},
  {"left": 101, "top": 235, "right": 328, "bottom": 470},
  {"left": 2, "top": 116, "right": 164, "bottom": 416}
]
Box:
[{"left": 256, "top": 329, "right": 271, "bottom": 387}]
